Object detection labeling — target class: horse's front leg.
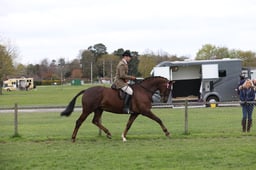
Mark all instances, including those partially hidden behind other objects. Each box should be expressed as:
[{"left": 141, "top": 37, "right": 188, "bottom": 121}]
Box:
[
  {"left": 122, "top": 113, "right": 139, "bottom": 142},
  {"left": 142, "top": 110, "right": 171, "bottom": 137}
]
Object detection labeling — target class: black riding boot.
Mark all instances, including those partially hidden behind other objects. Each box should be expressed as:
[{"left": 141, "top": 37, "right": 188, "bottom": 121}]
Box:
[
  {"left": 247, "top": 119, "right": 252, "bottom": 132},
  {"left": 242, "top": 119, "right": 247, "bottom": 132},
  {"left": 123, "top": 94, "right": 132, "bottom": 114}
]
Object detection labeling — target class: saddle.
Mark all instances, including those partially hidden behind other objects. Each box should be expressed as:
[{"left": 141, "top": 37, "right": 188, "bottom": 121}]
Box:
[{"left": 111, "top": 84, "right": 126, "bottom": 100}]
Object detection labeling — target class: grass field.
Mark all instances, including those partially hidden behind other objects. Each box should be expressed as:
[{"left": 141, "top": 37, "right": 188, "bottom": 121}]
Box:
[
  {"left": 0, "top": 84, "right": 108, "bottom": 107},
  {"left": 1, "top": 85, "right": 256, "bottom": 169}
]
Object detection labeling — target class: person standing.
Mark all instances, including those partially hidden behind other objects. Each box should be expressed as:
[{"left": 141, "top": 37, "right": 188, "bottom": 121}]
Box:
[
  {"left": 239, "top": 79, "right": 255, "bottom": 132},
  {"left": 113, "top": 50, "right": 136, "bottom": 114}
]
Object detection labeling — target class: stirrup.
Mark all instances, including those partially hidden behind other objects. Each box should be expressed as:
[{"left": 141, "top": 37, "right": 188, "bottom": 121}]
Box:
[
  {"left": 123, "top": 108, "right": 130, "bottom": 114},
  {"left": 123, "top": 108, "right": 133, "bottom": 114}
]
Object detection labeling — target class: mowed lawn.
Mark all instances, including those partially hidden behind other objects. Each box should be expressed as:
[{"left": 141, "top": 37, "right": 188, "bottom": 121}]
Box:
[
  {"left": 0, "top": 84, "right": 104, "bottom": 107},
  {"left": 0, "top": 85, "right": 256, "bottom": 169}
]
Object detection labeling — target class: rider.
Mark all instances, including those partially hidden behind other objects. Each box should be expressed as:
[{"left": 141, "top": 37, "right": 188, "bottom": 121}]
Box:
[{"left": 113, "top": 50, "right": 136, "bottom": 114}]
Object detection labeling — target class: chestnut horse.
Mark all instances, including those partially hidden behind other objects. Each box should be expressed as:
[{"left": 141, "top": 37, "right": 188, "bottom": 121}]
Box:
[{"left": 61, "top": 76, "right": 172, "bottom": 142}]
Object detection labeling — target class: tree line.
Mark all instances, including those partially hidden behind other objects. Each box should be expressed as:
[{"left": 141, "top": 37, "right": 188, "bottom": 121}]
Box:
[{"left": 1, "top": 43, "right": 256, "bottom": 90}]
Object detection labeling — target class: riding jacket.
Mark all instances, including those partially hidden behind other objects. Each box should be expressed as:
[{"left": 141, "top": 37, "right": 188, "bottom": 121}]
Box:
[{"left": 113, "top": 59, "right": 134, "bottom": 89}]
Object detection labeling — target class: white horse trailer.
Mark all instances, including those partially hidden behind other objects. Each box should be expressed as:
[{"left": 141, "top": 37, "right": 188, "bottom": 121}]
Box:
[
  {"left": 151, "top": 59, "right": 250, "bottom": 104},
  {"left": 3, "top": 77, "right": 34, "bottom": 91}
]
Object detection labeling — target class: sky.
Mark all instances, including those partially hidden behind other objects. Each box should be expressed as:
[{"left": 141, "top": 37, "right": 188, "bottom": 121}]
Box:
[{"left": 1, "top": 0, "right": 256, "bottom": 65}]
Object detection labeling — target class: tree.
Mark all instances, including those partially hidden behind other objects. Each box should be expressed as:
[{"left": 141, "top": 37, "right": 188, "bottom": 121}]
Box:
[
  {"left": 113, "top": 48, "right": 125, "bottom": 58},
  {"left": 39, "top": 58, "right": 51, "bottom": 80},
  {"left": 88, "top": 43, "right": 107, "bottom": 58},
  {"left": 196, "top": 44, "right": 256, "bottom": 67},
  {"left": 58, "top": 58, "right": 65, "bottom": 66},
  {"left": 97, "top": 54, "right": 119, "bottom": 81},
  {"left": 128, "top": 51, "right": 140, "bottom": 77},
  {"left": 138, "top": 55, "right": 157, "bottom": 77},
  {"left": 26, "top": 64, "right": 41, "bottom": 80},
  {"left": 71, "top": 68, "right": 82, "bottom": 79},
  {"left": 237, "top": 50, "right": 256, "bottom": 67},
  {"left": 69, "top": 59, "right": 81, "bottom": 71},
  {"left": 15, "top": 64, "right": 26, "bottom": 77},
  {"left": 0, "top": 44, "right": 15, "bottom": 94},
  {"left": 80, "top": 50, "right": 97, "bottom": 80},
  {"left": 229, "top": 49, "right": 241, "bottom": 59},
  {"left": 214, "top": 47, "right": 230, "bottom": 59},
  {"left": 57, "top": 58, "right": 66, "bottom": 83},
  {"left": 196, "top": 44, "right": 217, "bottom": 60}
]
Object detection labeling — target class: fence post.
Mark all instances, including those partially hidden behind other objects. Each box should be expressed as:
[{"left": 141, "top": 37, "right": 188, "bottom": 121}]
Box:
[
  {"left": 14, "top": 103, "right": 18, "bottom": 136},
  {"left": 184, "top": 100, "right": 189, "bottom": 134}
]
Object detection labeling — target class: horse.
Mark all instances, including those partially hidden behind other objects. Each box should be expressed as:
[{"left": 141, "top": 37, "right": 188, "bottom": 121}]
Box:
[{"left": 61, "top": 76, "right": 173, "bottom": 142}]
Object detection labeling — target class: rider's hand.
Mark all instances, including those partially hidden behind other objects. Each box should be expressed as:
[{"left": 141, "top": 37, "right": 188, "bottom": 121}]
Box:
[{"left": 131, "top": 76, "right": 136, "bottom": 80}]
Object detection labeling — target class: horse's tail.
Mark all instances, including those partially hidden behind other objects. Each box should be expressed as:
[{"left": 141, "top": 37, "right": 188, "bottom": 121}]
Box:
[{"left": 61, "top": 90, "right": 86, "bottom": 117}]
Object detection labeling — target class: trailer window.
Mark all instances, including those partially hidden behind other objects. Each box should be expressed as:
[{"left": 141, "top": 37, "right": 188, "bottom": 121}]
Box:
[
  {"left": 219, "top": 70, "right": 226, "bottom": 77},
  {"left": 171, "top": 66, "right": 179, "bottom": 72}
]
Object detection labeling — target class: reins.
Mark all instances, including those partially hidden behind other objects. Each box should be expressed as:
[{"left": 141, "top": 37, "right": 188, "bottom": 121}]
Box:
[
  {"left": 136, "top": 83, "right": 163, "bottom": 101},
  {"left": 138, "top": 84, "right": 156, "bottom": 94}
]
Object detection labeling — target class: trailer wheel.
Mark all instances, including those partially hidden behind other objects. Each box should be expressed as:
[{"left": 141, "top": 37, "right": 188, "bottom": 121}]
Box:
[
  {"left": 206, "top": 96, "right": 219, "bottom": 107},
  {"left": 7, "top": 88, "right": 11, "bottom": 92}
]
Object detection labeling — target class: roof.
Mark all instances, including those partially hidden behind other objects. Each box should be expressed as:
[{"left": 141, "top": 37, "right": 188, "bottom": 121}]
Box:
[{"left": 155, "top": 58, "right": 242, "bottom": 67}]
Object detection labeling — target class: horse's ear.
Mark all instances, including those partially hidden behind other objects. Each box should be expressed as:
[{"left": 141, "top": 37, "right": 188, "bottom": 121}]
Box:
[{"left": 170, "top": 80, "right": 175, "bottom": 84}]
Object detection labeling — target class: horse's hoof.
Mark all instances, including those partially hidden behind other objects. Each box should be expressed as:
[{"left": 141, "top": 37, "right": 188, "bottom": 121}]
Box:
[
  {"left": 121, "top": 133, "right": 127, "bottom": 142},
  {"left": 166, "top": 132, "right": 171, "bottom": 138}
]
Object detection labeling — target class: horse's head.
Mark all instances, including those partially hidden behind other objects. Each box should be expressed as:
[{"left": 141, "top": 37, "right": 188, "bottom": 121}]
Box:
[
  {"left": 157, "top": 78, "right": 173, "bottom": 103},
  {"left": 139, "top": 76, "right": 173, "bottom": 103}
]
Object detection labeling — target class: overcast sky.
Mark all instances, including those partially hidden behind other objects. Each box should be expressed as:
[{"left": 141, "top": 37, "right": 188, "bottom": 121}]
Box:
[{"left": 1, "top": 0, "right": 256, "bottom": 64}]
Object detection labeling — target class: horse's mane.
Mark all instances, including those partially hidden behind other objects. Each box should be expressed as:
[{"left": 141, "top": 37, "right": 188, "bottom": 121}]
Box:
[
  {"left": 141, "top": 76, "right": 168, "bottom": 83},
  {"left": 131, "top": 76, "right": 168, "bottom": 87}
]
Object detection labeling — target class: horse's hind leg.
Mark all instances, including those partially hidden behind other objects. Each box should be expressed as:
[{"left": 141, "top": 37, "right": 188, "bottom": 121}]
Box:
[
  {"left": 92, "top": 109, "right": 112, "bottom": 139},
  {"left": 72, "top": 110, "right": 90, "bottom": 142}
]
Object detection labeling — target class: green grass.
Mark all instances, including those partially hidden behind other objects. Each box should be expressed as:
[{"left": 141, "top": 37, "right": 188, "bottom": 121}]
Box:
[
  {"left": 1, "top": 107, "right": 256, "bottom": 170},
  {"left": 1, "top": 85, "right": 256, "bottom": 169},
  {"left": 0, "top": 84, "right": 109, "bottom": 107}
]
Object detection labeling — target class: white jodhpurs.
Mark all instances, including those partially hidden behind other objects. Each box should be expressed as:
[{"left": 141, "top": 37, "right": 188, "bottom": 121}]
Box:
[{"left": 121, "top": 85, "right": 133, "bottom": 95}]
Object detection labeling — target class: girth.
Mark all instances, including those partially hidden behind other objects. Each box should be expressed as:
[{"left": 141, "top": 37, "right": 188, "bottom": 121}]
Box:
[{"left": 111, "top": 84, "right": 127, "bottom": 100}]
